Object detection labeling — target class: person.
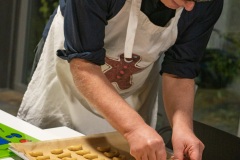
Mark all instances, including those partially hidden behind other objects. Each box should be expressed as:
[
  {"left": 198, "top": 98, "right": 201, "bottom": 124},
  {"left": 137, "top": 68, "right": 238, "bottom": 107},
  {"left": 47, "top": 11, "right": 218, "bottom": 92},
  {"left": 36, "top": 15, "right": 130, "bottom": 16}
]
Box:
[{"left": 17, "top": 0, "right": 223, "bottom": 159}]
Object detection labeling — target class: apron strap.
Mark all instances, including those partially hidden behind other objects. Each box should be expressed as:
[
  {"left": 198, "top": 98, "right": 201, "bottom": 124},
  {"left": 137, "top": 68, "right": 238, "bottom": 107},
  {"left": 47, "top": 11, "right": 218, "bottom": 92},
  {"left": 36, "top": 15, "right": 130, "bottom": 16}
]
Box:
[{"left": 124, "top": 0, "right": 142, "bottom": 59}]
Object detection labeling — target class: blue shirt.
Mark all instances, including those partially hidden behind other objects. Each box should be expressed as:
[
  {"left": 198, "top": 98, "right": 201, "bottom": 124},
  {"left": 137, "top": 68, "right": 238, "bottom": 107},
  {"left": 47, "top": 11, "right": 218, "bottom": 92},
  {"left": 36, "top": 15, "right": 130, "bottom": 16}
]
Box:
[{"left": 44, "top": 0, "right": 223, "bottom": 78}]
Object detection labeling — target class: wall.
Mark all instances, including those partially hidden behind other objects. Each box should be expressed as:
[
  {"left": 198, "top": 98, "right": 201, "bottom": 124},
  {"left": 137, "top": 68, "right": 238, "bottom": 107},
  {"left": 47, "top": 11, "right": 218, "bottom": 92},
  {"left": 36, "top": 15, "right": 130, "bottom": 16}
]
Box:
[{"left": 0, "top": 0, "right": 19, "bottom": 88}]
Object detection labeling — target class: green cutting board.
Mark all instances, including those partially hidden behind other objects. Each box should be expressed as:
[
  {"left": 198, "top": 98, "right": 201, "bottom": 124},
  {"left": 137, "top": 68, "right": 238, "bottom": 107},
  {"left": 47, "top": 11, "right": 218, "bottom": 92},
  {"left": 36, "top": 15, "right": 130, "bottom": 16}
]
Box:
[{"left": 0, "top": 123, "right": 39, "bottom": 158}]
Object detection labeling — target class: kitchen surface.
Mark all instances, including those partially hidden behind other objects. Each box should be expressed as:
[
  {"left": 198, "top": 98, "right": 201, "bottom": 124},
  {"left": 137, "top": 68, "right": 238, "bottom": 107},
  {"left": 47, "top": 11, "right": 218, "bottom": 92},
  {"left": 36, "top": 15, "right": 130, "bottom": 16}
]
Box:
[
  {"left": 0, "top": 89, "right": 240, "bottom": 160},
  {"left": 0, "top": 109, "right": 85, "bottom": 159},
  {"left": 0, "top": 109, "right": 174, "bottom": 160}
]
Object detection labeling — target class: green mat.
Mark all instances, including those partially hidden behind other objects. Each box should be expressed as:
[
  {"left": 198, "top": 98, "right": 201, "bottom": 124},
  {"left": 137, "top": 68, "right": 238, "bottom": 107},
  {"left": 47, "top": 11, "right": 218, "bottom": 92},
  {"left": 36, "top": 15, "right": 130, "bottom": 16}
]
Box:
[{"left": 0, "top": 123, "right": 38, "bottom": 158}]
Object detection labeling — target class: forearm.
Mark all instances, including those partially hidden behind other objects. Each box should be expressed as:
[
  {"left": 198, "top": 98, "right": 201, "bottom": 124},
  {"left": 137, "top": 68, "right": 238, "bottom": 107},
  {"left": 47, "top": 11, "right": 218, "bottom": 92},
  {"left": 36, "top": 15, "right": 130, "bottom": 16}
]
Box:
[
  {"left": 70, "top": 58, "right": 146, "bottom": 135},
  {"left": 162, "top": 73, "right": 195, "bottom": 131}
]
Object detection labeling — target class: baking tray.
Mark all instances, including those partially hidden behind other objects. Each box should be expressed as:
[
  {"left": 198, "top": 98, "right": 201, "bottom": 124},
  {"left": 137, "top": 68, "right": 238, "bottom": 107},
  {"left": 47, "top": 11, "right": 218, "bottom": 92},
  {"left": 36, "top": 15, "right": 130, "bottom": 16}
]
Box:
[{"left": 9, "top": 131, "right": 173, "bottom": 160}]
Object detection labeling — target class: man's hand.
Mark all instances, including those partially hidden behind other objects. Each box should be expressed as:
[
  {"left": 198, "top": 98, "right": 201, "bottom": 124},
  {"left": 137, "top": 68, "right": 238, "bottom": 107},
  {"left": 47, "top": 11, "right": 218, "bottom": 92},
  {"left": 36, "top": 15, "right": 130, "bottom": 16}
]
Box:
[
  {"left": 124, "top": 124, "right": 167, "bottom": 160},
  {"left": 171, "top": 127, "right": 204, "bottom": 160},
  {"left": 162, "top": 73, "right": 204, "bottom": 160},
  {"left": 161, "top": 0, "right": 195, "bottom": 11}
]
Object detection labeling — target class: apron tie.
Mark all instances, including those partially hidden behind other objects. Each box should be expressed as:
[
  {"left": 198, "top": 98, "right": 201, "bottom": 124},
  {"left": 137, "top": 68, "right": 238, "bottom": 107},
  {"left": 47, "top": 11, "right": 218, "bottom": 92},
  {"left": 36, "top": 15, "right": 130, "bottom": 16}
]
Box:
[{"left": 124, "top": 0, "right": 142, "bottom": 59}]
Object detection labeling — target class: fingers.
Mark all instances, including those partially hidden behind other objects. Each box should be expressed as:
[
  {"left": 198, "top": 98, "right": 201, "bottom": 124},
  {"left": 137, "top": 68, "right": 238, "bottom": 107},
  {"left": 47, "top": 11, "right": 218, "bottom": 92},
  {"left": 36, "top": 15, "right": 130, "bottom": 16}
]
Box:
[
  {"left": 172, "top": 144, "right": 185, "bottom": 160},
  {"left": 173, "top": 0, "right": 195, "bottom": 11},
  {"left": 133, "top": 152, "right": 166, "bottom": 160},
  {"left": 172, "top": 141, "right": 204, "bottom": 160},
  {"left": 124, "top": 125, "right": 167, "bottom": 160},
  {"left": 140, "top": 154, "right": 148, "bottom": 160},
  {"left": 171, "top": 126, "right": 205, "bottom": 160},
  {"left": 186, "top": 141, "right": 205, "bottom": 160},
  {"left": 156, "top": 149, "right": 167, "bottom": 160},
  {"left": 184, "top": 1, "right": 195, "bottom": 11},
  {"left": 145, "top": 149, "right": 156, "bottom": 160},
  {"left": 130, "top": 146, "right": 166, "bottom": 160}
]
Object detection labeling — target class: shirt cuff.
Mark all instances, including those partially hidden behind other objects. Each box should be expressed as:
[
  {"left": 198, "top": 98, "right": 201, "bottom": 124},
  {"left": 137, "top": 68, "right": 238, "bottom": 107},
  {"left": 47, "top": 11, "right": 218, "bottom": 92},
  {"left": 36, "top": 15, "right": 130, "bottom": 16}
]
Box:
[
  {"left": 56, "top": 48, "right": 106, "bottom": 65},
  {"left": 160, "top": 58, "right": 200, "bottom": 79}
]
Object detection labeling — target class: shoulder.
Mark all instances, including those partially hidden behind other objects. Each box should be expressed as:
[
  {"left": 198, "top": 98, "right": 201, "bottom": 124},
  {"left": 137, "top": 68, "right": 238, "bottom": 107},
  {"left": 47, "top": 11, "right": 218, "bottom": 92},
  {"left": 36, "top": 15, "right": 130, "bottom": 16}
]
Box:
[
  {"left": 63, "top": 0, "right": 126, "bottom": 20},
  {"left": 177, "top": 0, "right": 223, "bottom": 36},
  {"left": 180, "top": 0, "right": 223, "bottom": 24}
]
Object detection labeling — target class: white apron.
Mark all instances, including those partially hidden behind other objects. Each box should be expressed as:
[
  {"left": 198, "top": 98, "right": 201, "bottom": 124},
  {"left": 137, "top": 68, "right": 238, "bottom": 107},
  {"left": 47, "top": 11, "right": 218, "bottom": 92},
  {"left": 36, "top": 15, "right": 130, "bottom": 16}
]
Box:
[{"left": 18, "top": 0, "right": 183, "bottom": 135}]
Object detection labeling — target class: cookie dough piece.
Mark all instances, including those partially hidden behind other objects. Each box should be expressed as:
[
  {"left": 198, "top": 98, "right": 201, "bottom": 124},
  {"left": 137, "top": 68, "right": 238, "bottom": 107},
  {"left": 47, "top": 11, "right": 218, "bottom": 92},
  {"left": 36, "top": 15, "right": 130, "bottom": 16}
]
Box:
[
  {"left": 51, "top": 149, "right": 63, "bottom": 155},
  {"left": 112, "top": 155, "right": 126, "bottom": 160},
  {"left": 67, "top": 145, "right": 82, "bottom": 151},
  {"left": 75, "top": 150, "right": 90, "bottom": 156},
  {"left": 92, "top": 158, "right": 105, "bottom": 160},
  {"left": 29, "top": 151, "right": 43, "bottom": 157},
  {"left": 57, "top": 152, "right": 71, "bottom": 159},
  {"left": 36, "top": 155, "right": 50, "bottom": 160},
  {"left": 103, "top": 149, "right": 119, "bottom": 158},
  {"left": 62, "top": 158, "right": 77, "bottom": 160},
  {"left": 96, "top": 146, "right": 110, "bottom": 152},
  {"left": 83, "top": 153, "right": 98, "bottom": 159}
]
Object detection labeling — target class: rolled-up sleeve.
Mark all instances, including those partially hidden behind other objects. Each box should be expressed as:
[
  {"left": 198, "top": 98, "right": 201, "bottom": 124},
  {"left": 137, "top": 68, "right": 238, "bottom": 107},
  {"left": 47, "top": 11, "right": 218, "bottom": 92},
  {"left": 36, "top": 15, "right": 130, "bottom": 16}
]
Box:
[
  {"left": 57, "top": 0, "right": 113, "bottom": 65},
  {"left": 160, "top": 0, "right": 223, "bottom": 78}
]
